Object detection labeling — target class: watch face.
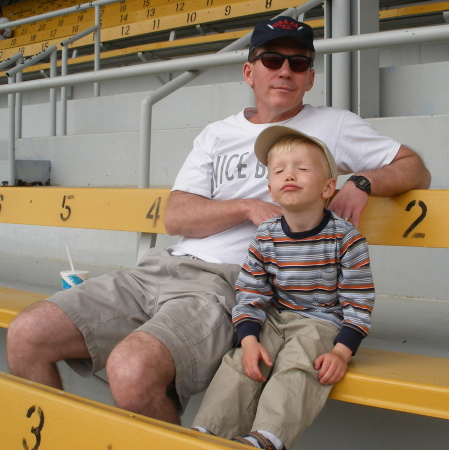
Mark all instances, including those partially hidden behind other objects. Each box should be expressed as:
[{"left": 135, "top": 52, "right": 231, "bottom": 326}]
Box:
[
  {"left": 357, "top": 178, "right": 369, "bottom": 189},
  {"left": 350, "top": 175, "right": 371, "bottom": 194}
]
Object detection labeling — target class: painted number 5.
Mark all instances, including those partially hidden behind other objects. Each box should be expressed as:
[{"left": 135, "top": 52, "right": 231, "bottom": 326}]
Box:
[
  {"left": 23, "top": 405, "right": 45, "bottom": 450},
  {"left": 60, "top": 195, "right": 72, "bottom": 222}
]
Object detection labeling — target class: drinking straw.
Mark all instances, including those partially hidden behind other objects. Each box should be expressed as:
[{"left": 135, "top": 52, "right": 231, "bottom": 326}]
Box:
[{"left": 65, "top": 244, "right": 75, "bottom": 272}]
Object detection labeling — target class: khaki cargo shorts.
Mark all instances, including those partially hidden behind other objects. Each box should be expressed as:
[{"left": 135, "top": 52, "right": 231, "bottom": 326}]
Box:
[{"left": 48, "top": 247, "right": 240, "bottom": 412}]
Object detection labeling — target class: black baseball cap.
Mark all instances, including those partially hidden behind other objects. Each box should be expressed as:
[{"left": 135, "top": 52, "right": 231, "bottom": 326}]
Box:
[{"left": 249, "top": 16, "right": 315, "bottom": 55}]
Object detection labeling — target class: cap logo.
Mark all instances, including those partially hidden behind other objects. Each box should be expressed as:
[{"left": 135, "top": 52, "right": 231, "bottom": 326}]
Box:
[{"left": 267, "top": 19, "right": 302, "bottom": 31}]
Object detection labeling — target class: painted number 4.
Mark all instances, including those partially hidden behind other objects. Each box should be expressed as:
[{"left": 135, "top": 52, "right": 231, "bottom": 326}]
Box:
[{"left": 146, "top": 197, "right": 161, "bottom": 226}]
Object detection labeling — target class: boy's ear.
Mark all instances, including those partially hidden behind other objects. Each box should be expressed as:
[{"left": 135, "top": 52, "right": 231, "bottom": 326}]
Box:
[{"left": 322, "top": 178, "right": 337, "bottom": 200}]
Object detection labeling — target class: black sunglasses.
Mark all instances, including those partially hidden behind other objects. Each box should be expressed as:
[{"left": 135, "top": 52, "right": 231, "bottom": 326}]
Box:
[{"left": 250, "top": 52, "right": 312, "bottom": 73}]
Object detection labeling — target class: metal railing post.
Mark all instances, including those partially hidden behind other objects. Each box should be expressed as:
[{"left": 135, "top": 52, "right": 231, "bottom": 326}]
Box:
[
  {"left": 61, "top": 45, "right": 69, "bottom": 136},
  {"left": 8, "top": 76, "right": 16, "bottom": 186},
  {"left": 7, "top": 45, "right": 58, "bottom": 138},
  {"left": 50, "top": 51, "right": 58, "bottom": 136},
  {"left": 332, "top": 0, "right": 351, "bottom": 110},
  {"left": 0, "top": 53, "right": 24, "bottom": 186},
  {"left": 15, "top": 57, "right": 23, "bottom": 139},
  {"left": 60, "top": 25, "right": 99, "bottom": 134},
  {"left": 94, "top": 5, "right": 101, "bottom": 97}
]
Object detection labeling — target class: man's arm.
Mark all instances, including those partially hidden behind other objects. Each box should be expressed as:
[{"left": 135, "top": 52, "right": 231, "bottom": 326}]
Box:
[
  {"left": 164, "top": 190, "right": 282, "bottom": 238},
  {"left": 329, "top": 145, "right": 431, "bottom": 227}
]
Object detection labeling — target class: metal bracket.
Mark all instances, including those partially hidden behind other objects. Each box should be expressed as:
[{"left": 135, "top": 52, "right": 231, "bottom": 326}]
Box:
[{"left": 443, "top": 11, "right": 449, "bottom": 24}]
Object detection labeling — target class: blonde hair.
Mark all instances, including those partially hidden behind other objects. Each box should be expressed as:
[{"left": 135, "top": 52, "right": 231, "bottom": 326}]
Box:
[{"left": 267, "top": 136, "right": 331, "bottom": 178}]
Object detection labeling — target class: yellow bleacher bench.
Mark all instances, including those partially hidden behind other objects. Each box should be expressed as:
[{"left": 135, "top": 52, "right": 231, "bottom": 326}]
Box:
[
  {"left": 1, "top": 187, "right": 449, "bottom": 446},
  {"left": 0, "top": 186, "right": 171, "bottom": 326},
  {"left": 0, "top": 371, "right": 245, "bottom": 450}
]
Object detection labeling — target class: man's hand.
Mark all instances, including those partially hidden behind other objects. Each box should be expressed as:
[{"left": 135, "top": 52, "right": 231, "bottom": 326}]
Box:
[
  {"left": 313, "top": 343, "right": 352, "bottom": 385},
  {"left": 165, "top": 191, "right": 281, "bottom": 238},
  {"left": 329, "top": 145, "right": 431, "bottom": 229},
  {"left": 245, "top": 199, "right": 282, "bottom": 227},
  {"left": 328, "top": 182, "right": 368, "bottom": 228},
  {"left": 241, "top": 335, "right": 273, "bottom": 382}
]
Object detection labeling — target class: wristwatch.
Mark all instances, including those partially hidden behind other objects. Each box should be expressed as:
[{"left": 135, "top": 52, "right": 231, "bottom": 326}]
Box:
[{"left": 348, "top": 175, "right": 371, "bottom": 195}]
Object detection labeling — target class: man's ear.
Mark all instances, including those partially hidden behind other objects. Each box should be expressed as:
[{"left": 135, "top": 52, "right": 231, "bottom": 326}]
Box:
[
  {"left": 243, "top": 62, "right": 254, "bottom": 88},
  {"left": 306, "top": 69, "right": 315, "bottom": 92},
  {"left": 322, "top": 178, "right": 336, "bottom": 200}
]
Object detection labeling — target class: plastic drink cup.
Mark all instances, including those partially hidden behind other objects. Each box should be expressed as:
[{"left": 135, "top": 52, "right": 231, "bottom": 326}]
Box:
[{"left": 60, "top": 270, "right": 90, "bottom": 290}]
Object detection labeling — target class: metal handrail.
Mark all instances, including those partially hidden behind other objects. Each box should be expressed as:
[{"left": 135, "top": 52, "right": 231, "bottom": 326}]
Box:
[
  {"left": 0, "top": 0, "right": 120, "bottom": 31},
  {"left": 1, "top": 1, "right": 448, "bottom": 188},
  {"left": 1, "top": 23, "right": 448, "bottom": 96},
  {"left": 0, "top": 0, "right": 117, "bottom": 184}
]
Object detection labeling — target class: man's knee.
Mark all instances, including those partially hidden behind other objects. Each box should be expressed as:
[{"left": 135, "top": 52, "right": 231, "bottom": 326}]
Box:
[
  {"left": 8, "top": 300, "right": 85, "bottom": 359},
  {"left": 8, "top": 301, "right": 52, "bottom": 348},
  {"left": 106, "top": 332, "right": 175, "bottom": 388}
]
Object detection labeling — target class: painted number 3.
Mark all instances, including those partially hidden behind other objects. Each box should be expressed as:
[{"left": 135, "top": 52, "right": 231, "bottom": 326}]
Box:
[{"left": 23, "top": 405, "right": 45, "bottom": 450}]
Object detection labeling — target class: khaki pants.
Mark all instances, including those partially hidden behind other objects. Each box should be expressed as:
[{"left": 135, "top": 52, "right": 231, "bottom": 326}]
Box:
[
  {"left": 193, "top": 308, "right": 339, "bottom": 449},
  {"left": 48, "top": 247, "right": 240, "bottom": 413}
]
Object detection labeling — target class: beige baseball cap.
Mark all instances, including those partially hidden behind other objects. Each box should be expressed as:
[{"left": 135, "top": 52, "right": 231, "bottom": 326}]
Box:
[{"left": 254, "top": 125, "right": 338, "bottom": 179}]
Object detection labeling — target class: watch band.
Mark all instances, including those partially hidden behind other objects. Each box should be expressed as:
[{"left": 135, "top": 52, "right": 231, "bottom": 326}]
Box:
[{"left": 348, "top": 175, "right": 371, "bottom": 195}]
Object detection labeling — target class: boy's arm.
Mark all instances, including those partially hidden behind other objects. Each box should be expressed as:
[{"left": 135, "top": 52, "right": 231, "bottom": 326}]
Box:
[
  {"left": 334, "top": 227, "right": 375, "bottom": 355},
  {"left": 232, "top": 230, "right": 275, "bottom": 382},
  {"left": 314, "top": 343, "right": 352, "bottom": 385},
  {"left": 233, "top": 232, "right": 275, "bottom": 343}
]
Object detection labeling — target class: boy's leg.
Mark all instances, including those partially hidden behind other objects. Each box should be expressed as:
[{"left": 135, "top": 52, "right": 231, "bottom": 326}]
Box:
[
  {"left": 193, "top": 310, "right": 285, "bottom": 439},
  {"left": 252, "top": 313, "right": 339, "bottom": 450}
]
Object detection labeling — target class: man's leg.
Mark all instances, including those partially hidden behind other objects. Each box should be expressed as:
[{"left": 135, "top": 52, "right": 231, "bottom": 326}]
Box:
[
  {"left": 107, "top": 331, "right": 180, "bottom": 424},
  {"left": 7, "top": 301, "right": 90, "bottom": 389}
]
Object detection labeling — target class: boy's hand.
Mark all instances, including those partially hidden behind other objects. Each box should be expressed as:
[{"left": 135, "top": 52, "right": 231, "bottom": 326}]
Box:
[
  {"left": 313, "top": 343, "right": 352, "bottom": 385},
  {"left": 241, "top": 335, "right": 273, "bottom": 382}
]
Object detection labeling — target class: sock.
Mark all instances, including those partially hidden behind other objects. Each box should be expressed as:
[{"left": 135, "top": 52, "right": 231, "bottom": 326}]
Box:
[
  {"left": 192, "top": 426, "right": 212, "bottom": 434},
  {"left": 244, "top": 436, "right": 262, "bottom": 448},
  {"left": 257, "top": 430, "right": 283, "bottom": 450}
]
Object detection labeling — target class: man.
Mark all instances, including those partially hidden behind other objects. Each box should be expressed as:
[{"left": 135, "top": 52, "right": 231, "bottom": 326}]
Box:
[
  {"left": 0, "top": 8, "right": 12, "bottom": 40},
  {"left": 7, "top": 16, "right": 430, "bottom": 426}
]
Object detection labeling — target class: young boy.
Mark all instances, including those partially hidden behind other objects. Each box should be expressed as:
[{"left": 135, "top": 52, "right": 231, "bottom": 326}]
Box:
[{"left": 192, "top": 126, "right": 375, "bottom": 450}]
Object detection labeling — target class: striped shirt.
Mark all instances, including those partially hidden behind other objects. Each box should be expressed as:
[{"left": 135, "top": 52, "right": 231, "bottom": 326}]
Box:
[{"left": 233, "top": 210, "right": 375, "bottom": 353}]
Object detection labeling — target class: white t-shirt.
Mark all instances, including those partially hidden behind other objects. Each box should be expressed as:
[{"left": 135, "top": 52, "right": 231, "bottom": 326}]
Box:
[
  {"left": 170, "top": 104, "right": 400, "bottom": 265},
  {"left": 0, "top": 17, "right": 12, "bottom": 40}
]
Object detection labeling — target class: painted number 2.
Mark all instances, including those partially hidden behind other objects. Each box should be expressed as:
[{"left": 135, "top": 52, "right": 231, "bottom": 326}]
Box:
[
  {"left": 403, "top": 200, "right": 427, "bottom": 238},
  {"left": 23, "top": 405, "right": 45, "bottom": 450}
]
